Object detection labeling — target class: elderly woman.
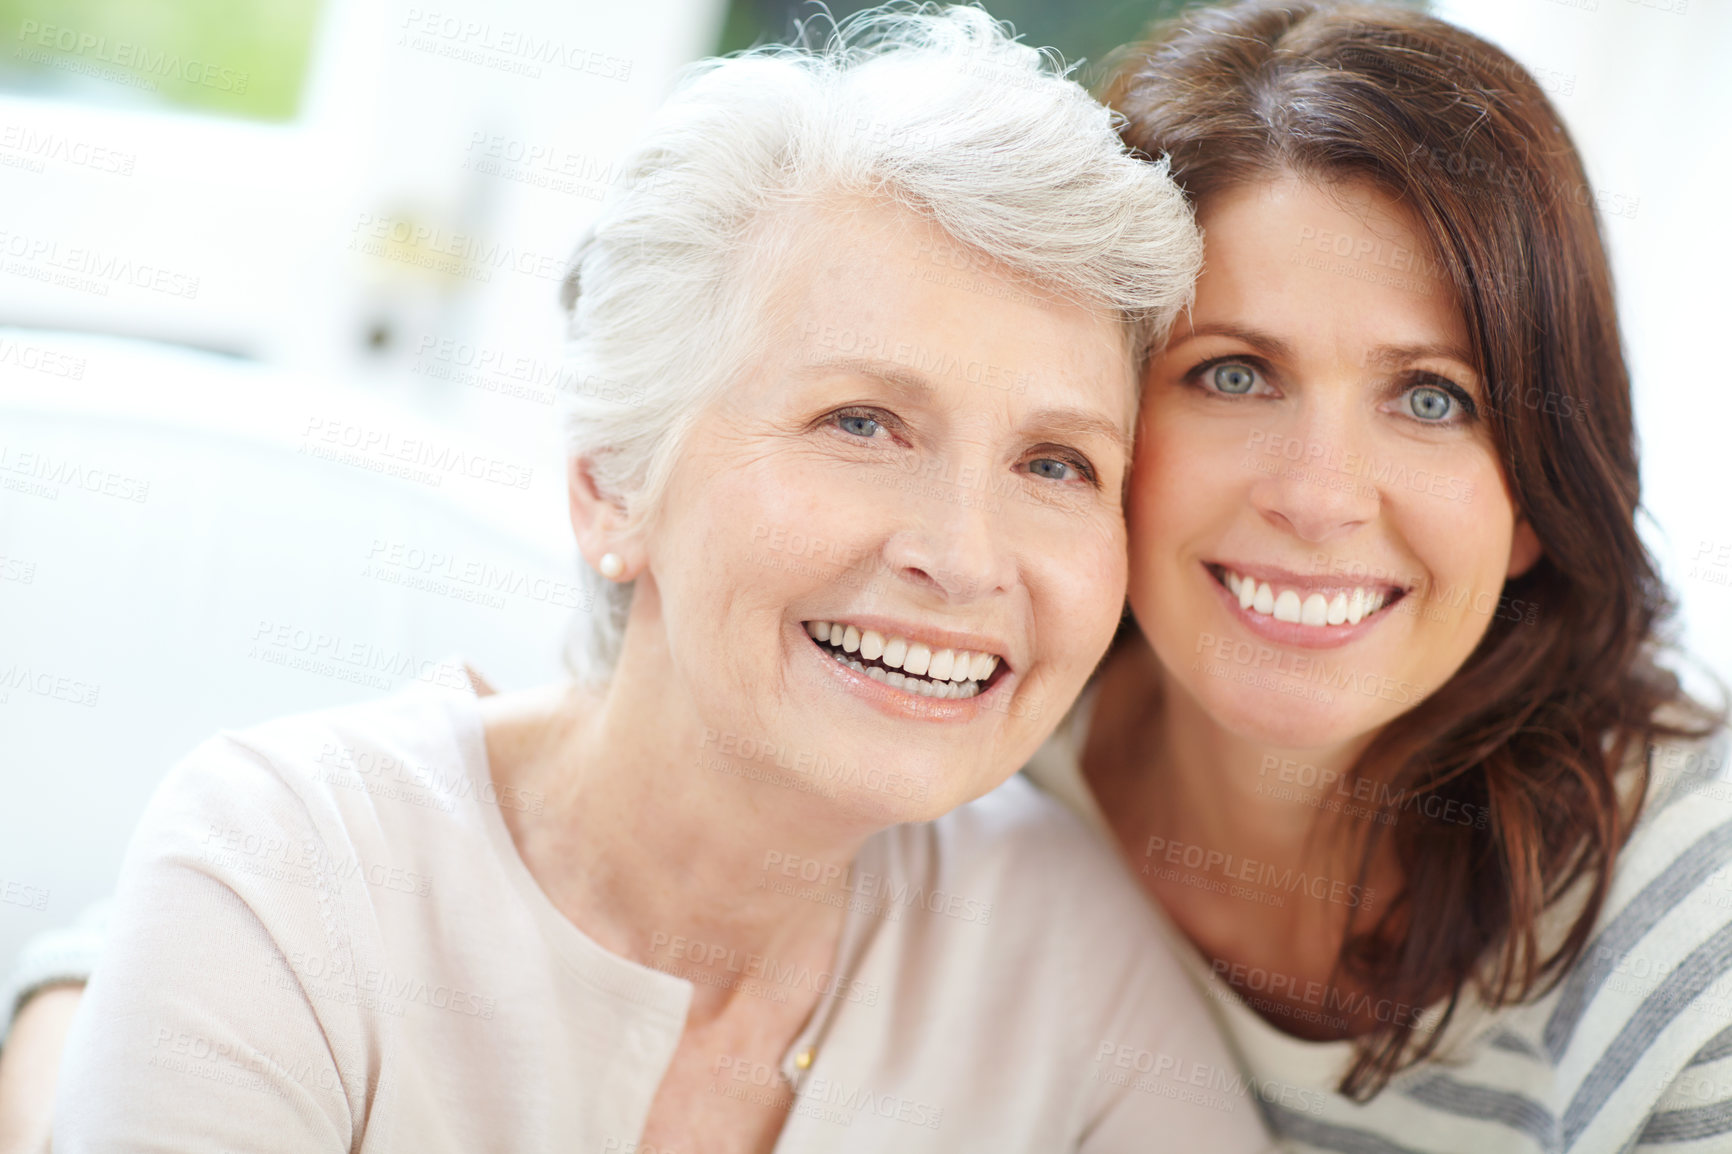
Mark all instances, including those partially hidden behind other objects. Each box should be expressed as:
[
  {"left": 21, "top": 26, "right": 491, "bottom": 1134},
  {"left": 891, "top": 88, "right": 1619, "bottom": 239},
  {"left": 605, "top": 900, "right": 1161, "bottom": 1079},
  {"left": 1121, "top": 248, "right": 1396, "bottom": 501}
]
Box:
[{"left": 34, "top": 8, "right": 1272, "bottom": 1154}]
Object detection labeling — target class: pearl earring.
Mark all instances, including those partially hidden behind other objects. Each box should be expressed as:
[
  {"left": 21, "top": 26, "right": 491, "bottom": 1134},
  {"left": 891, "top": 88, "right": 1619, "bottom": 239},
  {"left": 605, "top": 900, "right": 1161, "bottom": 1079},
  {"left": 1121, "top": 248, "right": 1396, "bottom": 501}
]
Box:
[{"left": 598, "top": 552, "right": 625, "bottom": 580}]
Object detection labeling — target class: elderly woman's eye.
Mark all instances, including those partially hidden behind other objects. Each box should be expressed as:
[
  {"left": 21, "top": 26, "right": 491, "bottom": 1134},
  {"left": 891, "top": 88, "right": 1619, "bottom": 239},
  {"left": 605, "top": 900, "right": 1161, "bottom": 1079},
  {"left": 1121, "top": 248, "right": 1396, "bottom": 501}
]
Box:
[
  {"left": 1211, "top": 362, "right": 1259, "bottom": 395},
  {"left": 834, "top": 411, "right": 882, "bottom": 438},
  {"left": 1025, "top": 452, "right": 1096, "bottom": 487}
]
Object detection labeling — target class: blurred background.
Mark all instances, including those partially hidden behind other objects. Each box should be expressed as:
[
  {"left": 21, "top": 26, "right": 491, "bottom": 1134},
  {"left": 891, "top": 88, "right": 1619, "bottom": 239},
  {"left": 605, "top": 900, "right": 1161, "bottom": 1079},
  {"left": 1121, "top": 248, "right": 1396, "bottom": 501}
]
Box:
[{"left": 1, "top": 0, "right": 1728, "bottom": 982}]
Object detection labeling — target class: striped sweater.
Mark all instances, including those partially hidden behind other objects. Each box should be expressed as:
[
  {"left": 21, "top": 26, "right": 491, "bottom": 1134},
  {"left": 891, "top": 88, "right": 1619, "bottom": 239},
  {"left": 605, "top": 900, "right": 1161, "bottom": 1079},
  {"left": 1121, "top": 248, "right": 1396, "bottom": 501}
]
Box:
[{"left": 1025, "top": 706, "right": 1732, "bottom": 1154}]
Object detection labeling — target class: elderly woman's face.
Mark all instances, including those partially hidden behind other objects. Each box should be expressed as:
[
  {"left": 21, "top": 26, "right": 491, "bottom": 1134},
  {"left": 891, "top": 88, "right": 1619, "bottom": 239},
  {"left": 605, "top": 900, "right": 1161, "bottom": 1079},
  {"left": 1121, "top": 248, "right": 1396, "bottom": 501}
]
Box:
[{"left": 642, "top": 201, "right": 1136, "bottom": 822}]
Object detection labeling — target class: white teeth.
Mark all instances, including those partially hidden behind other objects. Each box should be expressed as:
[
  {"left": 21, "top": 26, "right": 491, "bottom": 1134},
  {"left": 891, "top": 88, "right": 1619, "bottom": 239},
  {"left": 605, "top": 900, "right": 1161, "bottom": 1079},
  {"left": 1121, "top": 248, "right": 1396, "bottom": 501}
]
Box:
[
  {"left": 1218, "top": 571, "right": 1397, "bottom": 630},
  {"left": 927, "top": 648, "right": 955, "bottom": 681},
  {"left": 903, "top": 643, "right": 931, "bottom": 677},
  {"left": 807, "top": 622, "right": 999, "bottom": 700}
]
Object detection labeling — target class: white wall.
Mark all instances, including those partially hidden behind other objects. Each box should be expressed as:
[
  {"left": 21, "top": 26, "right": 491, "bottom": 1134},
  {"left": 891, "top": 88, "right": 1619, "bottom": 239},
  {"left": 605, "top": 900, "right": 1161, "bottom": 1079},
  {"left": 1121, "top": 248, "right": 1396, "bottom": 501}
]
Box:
[
  {"left": 0, "top": 0, "right": 728, "bottom": 464},
  {"left": 0, "top": 0, "right": 727, "bottom": 994}
]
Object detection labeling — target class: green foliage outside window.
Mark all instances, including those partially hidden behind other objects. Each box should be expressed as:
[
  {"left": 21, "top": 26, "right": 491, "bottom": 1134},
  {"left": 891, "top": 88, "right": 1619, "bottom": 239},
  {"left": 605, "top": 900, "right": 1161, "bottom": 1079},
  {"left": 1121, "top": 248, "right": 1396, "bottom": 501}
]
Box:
[{"left": 0, "top": 0, "right": 321, "bottom": 121}]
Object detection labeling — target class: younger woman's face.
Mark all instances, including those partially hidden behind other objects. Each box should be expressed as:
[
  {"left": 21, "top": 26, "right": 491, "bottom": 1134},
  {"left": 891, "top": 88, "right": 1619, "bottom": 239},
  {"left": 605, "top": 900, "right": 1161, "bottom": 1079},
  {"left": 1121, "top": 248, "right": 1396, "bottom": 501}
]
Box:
[{"left": 1128, "top": 173, "right": 1540, "bottom": 750}]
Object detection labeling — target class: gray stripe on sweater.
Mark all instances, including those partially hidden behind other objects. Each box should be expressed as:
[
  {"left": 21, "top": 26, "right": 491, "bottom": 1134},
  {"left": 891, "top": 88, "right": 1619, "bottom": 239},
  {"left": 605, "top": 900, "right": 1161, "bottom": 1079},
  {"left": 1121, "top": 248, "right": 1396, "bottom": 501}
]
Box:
[
  {"left": 1686, "top": 1023, "right": 1732, "bottom": 1068},
  {"left": 1267, "top": 1101, "right": 1431, "bottom": 1154},
  {"left": 1562, "top": 919, "right": 1732, "bottom": 1146},
  {"left": 1637, "top": 1097, "right": 1732, "bottom": 1144},
  {"left": 1544, "top": 817, "right": 1732, "bottom": 1062},
  {"left": 1403, "top": 1073, "right": 1559, "bottom": 1151}
]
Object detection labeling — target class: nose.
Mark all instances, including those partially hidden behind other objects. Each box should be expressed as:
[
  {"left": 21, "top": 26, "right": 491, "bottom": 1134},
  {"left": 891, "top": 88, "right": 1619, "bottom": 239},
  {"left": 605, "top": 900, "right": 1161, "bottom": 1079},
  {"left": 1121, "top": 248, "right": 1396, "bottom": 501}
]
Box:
[
  {"left": 1248, "top": 404, "right": 1379, "bottom": 544},
  {"left": 879, "top": 472, "right": 1015, "bottom": 603}
]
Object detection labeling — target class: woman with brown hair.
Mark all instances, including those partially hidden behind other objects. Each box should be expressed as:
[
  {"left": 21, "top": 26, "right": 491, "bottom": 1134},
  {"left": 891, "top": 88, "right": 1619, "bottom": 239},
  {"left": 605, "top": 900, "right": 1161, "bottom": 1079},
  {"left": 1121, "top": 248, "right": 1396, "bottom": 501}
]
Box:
[
  {"left": 1018, "top": 1, "right": 1729, "bottom": 1149},
  {"left": 4, "top": 3, "right": 1728, "bottom": 1151}
]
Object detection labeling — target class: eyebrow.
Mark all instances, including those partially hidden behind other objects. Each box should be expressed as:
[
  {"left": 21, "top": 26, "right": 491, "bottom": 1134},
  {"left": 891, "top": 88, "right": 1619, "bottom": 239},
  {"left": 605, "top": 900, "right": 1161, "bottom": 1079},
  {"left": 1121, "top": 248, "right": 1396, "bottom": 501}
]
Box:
[
  {"left": 1359, "top": 342, "right": 1478, "bottom": 371},
  {"left": 798, "top": 356, "right": 1130, "bottom": 453},
  {"left": 796, "top": 356, "right": 938, "bottom": 401},
  {"left": 1174, "top": 325, "right": 1479, "bottom": 381},
  {"left": 1170, "top": 322, "right": 1296, "bottom": 362},
  {"left": 1022, "top": 409, "right": 1131, "bottom": 455}
]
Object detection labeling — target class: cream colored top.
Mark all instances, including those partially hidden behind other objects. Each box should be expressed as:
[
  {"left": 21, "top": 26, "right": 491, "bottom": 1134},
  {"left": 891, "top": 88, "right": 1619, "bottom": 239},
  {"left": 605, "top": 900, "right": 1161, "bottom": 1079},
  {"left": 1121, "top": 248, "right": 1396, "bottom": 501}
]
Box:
[
  {"left": 54, "top": 674, "right": 1273, "bottom": 1152},
  {"left": 1025, "top": 690, "right": 1732, "bottom": 1154}
]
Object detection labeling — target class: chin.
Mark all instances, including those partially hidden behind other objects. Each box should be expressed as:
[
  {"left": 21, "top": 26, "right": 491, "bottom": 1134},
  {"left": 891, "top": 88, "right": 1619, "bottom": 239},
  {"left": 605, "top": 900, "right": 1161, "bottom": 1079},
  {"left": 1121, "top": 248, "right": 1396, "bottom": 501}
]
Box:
[{"left": 1189, "top": 678, "right": 1384, "bottom": 752}]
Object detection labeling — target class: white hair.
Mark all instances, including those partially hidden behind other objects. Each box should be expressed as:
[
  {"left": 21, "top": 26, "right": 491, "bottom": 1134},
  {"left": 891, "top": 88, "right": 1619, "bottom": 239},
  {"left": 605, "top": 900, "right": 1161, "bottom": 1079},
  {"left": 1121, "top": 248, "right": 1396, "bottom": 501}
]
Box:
[{"left": 558, "top": 3, "right": 1202, "bottom": 683}]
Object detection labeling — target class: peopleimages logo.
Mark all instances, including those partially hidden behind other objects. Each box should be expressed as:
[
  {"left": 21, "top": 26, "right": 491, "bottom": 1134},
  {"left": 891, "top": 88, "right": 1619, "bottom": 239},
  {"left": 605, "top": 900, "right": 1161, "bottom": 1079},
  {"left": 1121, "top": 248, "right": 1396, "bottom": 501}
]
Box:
[
  {"left": 760, "top": 850, "right": 993, "bottom": 926},
  {"left": 397, "top": 8, "right": 633, "bottom": 82},
  {"left": 300, "top": 417, "right": 534, "bottom": 490},
  {"left": 1141, "top": 834, "right": 1374, "bottom": 911},
  {"left": 0, "top": 228, "right": 199, "bottom": 299},
  {"left": 14, "top": 20, "right": 250, "bottom": 92}
]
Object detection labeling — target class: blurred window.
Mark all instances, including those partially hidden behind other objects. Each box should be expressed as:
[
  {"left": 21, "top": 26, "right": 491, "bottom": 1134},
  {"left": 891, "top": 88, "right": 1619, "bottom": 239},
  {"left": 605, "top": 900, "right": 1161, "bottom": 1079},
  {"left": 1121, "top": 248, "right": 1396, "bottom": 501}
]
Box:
[
  {"left": 720, "top": 0, "right": 1192, "bottom": 91},
  {"left": 0, "top": 0, "right": 323, "bottom": 121}
]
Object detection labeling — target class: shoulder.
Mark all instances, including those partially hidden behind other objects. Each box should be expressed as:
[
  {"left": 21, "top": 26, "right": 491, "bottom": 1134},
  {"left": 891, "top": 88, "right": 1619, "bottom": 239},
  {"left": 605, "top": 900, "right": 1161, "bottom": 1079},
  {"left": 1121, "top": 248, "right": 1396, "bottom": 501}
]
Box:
[
  {"left": 128, "top": 681, "right": 484, "bottom": 893},
  {"left": 869, "top": 773, "right": 1185, "bottom": 994},
  {"left": 915, "top": 772, "right": 1142, "bottom": 919},
  {"left": 858, "top": 777, "right": 1265, "bottom": 1147},
  {"left": 1607, "top": 722, "right": 1732, "bottom": 929},
  {"left": 1531, "top": 725, "right": 1732, "bottom": 1129}
]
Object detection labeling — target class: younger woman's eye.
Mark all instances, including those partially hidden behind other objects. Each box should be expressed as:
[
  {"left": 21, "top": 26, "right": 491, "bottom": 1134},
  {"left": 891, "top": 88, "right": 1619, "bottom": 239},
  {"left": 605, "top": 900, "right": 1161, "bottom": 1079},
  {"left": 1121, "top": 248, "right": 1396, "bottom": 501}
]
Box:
[
  {"left": 1401, "top": 379, "right": 1477, "bottom": 424},
  {"left": 1211, "top": 362, "right": 1260, "bottom": 395},
  {"left": 1408, "top": 386, "right": 1453, "bottom": 421}
]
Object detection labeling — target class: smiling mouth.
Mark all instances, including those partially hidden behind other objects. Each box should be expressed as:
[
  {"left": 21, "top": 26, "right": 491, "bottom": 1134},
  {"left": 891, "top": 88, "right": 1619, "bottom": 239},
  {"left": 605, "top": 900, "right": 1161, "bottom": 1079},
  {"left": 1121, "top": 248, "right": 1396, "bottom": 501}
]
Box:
[
  {"left": 803, "top": 621, "right": 1006, "bottom": 700},
  {"left": 1205, "top": 564, "right": 1409, "bottom": 627}
]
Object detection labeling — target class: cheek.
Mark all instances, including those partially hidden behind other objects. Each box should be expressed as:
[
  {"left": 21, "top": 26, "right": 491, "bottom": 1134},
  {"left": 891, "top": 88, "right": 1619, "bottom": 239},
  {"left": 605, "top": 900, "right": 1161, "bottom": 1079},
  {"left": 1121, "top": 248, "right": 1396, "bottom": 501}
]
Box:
[
  {"left": 693, "top": 451, "right": 855, "bottom": 564},
  {"left": 652, "top": 451, "right": 823, "bottom": 630},
  {"left": 1402, "top": 449, "right": 1518, "bottom": 588},
  {"left": 1066, "top": 521, "right": 1129, "bottom": 626},
  {"left": 1127, "top": 415, "right": 1219, "bottom": 572},
  {"left": 1027, "top": 519, "right": 1127, "bottom": 703}
]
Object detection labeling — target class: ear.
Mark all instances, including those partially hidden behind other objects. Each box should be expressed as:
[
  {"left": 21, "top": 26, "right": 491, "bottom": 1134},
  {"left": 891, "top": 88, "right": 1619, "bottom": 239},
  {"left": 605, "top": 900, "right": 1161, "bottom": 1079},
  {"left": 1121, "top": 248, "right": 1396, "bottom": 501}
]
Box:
[
  {"left": 1507, "top": 515, "right": 1543, "bottom": 580},
  {"left": 568, "top": 456, "right": 643, "bottom": 579}
]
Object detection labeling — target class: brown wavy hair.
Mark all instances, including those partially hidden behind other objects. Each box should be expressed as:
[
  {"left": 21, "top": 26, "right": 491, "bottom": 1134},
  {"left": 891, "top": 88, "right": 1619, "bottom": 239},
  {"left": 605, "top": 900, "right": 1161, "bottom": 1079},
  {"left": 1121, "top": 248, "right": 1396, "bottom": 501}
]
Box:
[{"left": 1102, "top": 0, "right": 1725, "bottom": 1099}]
